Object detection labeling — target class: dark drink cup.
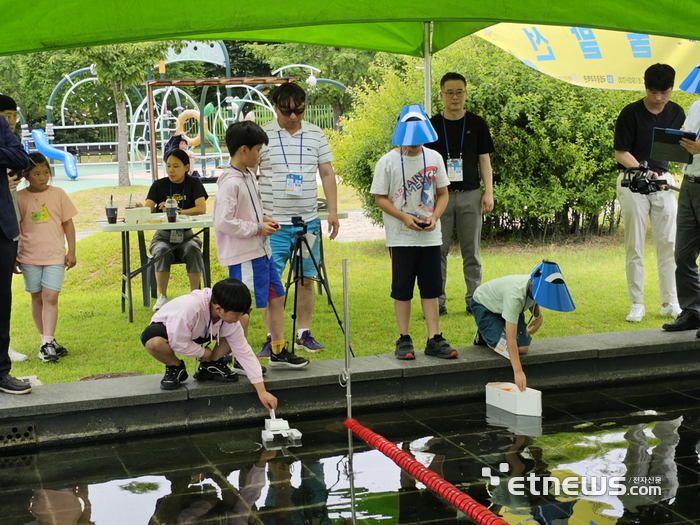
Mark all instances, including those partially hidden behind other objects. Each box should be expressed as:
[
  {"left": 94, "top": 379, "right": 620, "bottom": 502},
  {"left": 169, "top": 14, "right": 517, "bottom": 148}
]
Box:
[
  {"left": 106, "top": 206, "right": 118, "bottom": 224},
  {"left": 166, "top": 206, "right": 177, "bottom": 223}
]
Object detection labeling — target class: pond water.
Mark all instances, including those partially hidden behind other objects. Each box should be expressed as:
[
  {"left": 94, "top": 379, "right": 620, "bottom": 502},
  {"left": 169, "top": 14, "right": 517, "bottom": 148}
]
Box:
[{"left": 2, "top": 377, "right": 699, "bottom": 524}]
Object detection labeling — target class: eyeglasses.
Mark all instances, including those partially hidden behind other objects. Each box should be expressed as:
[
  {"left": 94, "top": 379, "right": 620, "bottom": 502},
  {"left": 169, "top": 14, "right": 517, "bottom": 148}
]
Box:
[
  {"left": 278, "top": 106, "right": 306, "bottom": 117},
  {"left": 441, "top": 90, "right": 466, "bottom": 98}
]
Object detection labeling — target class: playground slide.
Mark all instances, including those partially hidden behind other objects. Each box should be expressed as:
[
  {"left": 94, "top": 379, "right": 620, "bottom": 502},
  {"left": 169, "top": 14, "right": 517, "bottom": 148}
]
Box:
[{"left": 31, "top": 129, "right": 79, "bottom": 180}]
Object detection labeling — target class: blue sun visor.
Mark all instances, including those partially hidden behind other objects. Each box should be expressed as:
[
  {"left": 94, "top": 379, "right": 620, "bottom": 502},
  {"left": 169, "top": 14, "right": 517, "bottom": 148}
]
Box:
[
  {"left": 530, "top": 260, "right": 575, "bottom": 312},
  {"left": 391, "top": 104, "right": 438, "bottom": 146}
]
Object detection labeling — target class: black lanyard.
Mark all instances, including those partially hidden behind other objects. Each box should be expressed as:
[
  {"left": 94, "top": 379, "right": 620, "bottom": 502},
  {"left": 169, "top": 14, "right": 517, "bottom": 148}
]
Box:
[
  {"left": 442, "top": 114, "right": 466, "bottom": 160},
  {"left": 230, "top": 166, "right": 261, "bottom": 223}
]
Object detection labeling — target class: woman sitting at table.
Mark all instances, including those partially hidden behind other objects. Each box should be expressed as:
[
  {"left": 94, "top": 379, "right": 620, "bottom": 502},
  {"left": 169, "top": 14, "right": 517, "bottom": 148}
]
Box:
[{"left": 140, "top": 148, "right": 208, "bottom": 311}]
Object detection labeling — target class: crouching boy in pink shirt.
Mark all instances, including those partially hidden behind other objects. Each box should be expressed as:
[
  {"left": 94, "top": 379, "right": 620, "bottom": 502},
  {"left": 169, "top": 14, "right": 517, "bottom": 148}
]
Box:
[{"left": 140, "top": 277, "right": 277, "bottom": 409}]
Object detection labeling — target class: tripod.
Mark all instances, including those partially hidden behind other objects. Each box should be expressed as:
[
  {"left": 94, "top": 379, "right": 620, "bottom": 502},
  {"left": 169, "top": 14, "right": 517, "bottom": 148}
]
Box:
[{"left": 284, "top": 220, "right": 354, "bottom": 356}]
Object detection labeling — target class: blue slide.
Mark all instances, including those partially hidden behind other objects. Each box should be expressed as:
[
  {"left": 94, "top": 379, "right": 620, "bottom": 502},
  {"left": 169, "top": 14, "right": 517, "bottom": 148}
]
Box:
[{"left": 31, "top": 129, "right": 79, "bottom": 180}]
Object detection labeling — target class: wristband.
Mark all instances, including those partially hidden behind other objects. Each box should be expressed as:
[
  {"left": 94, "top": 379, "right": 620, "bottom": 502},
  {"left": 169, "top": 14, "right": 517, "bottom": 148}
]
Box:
[{"left": 256, "top": 223, "right": 262, "bottom": 235}]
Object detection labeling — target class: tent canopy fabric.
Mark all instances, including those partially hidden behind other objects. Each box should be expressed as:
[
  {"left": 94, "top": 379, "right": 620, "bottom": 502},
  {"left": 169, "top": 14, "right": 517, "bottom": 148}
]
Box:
[{"left": 9, "top": 1, "right": 700, "bottom": 57}]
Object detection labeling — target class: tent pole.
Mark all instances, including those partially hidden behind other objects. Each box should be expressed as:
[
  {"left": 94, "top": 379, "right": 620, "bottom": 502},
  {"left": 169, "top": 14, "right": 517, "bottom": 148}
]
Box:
[{"left": 423, "top": 21, "right": 432, "bottom": 114}]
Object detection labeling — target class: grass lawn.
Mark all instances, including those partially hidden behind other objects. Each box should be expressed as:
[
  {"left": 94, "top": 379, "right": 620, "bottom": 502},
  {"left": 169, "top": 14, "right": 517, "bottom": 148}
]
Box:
[{"left": 9, "top": 185, "right": 667, "bottom": 384}]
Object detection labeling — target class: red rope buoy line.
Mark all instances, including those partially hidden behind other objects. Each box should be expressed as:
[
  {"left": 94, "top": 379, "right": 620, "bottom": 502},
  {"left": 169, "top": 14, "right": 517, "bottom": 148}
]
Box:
[{"left": 344, "top": 418, "right": 508, "bottom": 525}]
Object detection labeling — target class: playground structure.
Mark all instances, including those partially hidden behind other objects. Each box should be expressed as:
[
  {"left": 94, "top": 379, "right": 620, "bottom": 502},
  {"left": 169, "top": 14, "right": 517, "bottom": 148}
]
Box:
[{"left": 17, "top": 43, "right": 345, "bottom": 180}]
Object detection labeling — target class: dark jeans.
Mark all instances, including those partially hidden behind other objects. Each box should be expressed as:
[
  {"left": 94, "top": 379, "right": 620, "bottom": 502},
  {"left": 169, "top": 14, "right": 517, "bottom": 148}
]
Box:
[
  {"left": 0, "top": 231, "right": 17, "bottom": 377},
  {"left": 675, "top": 182, "right": 700, "bottom": 314}
]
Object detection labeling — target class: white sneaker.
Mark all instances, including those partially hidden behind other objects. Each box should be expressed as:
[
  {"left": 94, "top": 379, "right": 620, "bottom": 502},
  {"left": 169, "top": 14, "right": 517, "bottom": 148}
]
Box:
[
  {"left": 8, "top": 347, "right": 28, "bottom": 362},
  {"left": 626, "top": 303, "right": 646, "bottom": 322},
  {"left": 660, "top": 303, "right": 682, "bottom": 318},
  {"left": 153, "top": 294, "right": 169, "bottom": 312}
]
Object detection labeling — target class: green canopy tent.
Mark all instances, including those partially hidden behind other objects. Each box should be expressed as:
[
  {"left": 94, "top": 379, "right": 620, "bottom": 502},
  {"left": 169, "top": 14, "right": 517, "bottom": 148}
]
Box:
[{"left": 10, "top": 0, "right": 700, "bottom": 110}]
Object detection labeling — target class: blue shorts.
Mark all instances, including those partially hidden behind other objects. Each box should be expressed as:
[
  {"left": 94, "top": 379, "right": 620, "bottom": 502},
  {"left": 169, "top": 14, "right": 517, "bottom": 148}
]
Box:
[
  {"left": 21, "top": 264, "right": 65, "bottom": 293},
  {"left": 470, "top": 299, "right": 532, "bottom": 349},
  {"left": 228, "top": 255, "right": 285, "bottom": 309},
  {"left": 269, "top": 217, "right": 322, "bottom": 279}
]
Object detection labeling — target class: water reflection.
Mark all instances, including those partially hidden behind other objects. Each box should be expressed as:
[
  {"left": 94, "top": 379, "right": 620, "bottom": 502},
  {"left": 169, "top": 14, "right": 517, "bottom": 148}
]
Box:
[{"left": 2, "top": 381, "right": 700, "bottom": 524}]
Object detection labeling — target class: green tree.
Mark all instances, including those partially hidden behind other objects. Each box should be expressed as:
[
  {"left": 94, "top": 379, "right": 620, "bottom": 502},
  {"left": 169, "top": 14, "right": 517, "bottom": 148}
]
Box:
[
  {"left": 80, "top": 43, "right": 174, "bottom": 186},
  {"left": 243, "top": 43, "right": 403, "bottom": 126}
]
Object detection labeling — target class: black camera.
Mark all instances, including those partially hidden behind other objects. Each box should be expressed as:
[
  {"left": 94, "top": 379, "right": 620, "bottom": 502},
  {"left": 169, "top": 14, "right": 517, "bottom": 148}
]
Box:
[
  {"left": 621, "top": 162, "right": 672, "bottom": 195},
  {"left": 291, "top": 215, "right": 307, "bottom": 234}
]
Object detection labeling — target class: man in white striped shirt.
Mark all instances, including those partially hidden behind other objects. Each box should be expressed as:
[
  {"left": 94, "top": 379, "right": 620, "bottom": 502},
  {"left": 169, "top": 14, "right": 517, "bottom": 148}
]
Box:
[{"left": 258, "top": 83, "right": 339, "bottom": 354}]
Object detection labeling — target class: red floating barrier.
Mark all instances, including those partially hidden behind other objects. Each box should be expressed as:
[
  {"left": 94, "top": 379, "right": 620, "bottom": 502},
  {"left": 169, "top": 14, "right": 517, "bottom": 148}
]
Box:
[{"left": 344, "top": 418, "right": 508, "bottom": 525}]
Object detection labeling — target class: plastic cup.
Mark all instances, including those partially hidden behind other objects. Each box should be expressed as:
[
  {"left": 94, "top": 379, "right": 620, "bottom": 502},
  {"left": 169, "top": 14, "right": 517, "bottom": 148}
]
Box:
[
  {"left": 165, "top": 198, "right": 178, "bottom": 223},
  {"left": 105, "top": 199, "right": 118, "bottom": 224}
]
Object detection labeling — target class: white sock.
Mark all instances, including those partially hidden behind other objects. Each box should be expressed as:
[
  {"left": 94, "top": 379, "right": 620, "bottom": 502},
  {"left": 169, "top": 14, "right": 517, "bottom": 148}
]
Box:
[
  {"left": 298, "top": 328, "right": 310, "bottom": 338},
  {"left": 41, "top": 335, "right": 53, "bottom": 345}
]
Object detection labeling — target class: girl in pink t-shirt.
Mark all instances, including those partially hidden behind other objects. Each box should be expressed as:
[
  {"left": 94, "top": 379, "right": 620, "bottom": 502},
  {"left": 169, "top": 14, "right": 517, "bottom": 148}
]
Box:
[{"left": 16, "top": 153, "right": 78, "bottom": 364}]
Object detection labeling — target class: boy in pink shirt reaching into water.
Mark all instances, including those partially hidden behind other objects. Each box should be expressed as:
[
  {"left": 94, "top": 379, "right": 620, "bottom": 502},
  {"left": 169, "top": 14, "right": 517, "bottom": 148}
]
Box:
[
  {"left": 140, "top": 277, "right": 277, "bottom": 410},
  {"left": 16, "top": 153, "right": 77, "bottom": 363}
]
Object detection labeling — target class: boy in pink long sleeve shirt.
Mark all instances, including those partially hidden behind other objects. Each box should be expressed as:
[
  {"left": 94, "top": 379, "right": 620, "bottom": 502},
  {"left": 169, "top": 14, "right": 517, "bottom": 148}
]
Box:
[
  {"left": 140, "top": 278, "right": 277, "bottom": 409},
  {"left": 213, "top": 121, "right": 308, "bottom": 369}
]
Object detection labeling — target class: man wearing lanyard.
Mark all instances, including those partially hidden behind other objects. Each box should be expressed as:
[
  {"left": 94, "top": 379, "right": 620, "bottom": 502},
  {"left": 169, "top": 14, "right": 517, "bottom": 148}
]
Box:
[
  {"left": 258, "top": 83, "right": 339, "bottom": 355},
  {"left": 427, "top": 72, "right": 495, "bottom": 316},
  {"left": 614, "top": 63, "right": 683, "bottom": 323}
]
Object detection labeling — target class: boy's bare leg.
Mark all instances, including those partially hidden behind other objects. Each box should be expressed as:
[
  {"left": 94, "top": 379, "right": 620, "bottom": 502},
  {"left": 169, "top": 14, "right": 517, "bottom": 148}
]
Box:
[
  {"left": 144, "top": 337, "right": 181, "bottom": 365},
  {"left": 240, "top": 313, "right": 250, "bottom": 338},
  {"left": 421, "top": 297, "right": 439, "bottom": 338},
  {"left": 267, "top": 295, "right": 285, "bottom": 342},
  {"left": 209, "top": 339, "right": 232, "bottom": 361},
  {"left": 155, "top": 271, "right": 170, "bottom": 297},
  {"left": 394, "top": 299, "right": 411, "bottom": 335},
  {"left": 297, "top": 279, "right": 315, "bottom": 328},
  {"left": 187, "top": 272, "right": 201, "bottom": 292},
  {"left": 41, "top": 288, "right": 60, "bottom": 337},
  {"left": 30, "top": 291, "right": 44, "bottom": 334}
]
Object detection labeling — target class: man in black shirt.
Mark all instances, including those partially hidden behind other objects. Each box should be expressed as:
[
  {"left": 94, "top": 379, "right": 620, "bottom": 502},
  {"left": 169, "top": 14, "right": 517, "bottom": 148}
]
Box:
[
  {"left": 427, "top": 72, "right": 495, "bottom": 316},
  {"left": 614, "top": 64, "right": 684, "bottom": 323}
]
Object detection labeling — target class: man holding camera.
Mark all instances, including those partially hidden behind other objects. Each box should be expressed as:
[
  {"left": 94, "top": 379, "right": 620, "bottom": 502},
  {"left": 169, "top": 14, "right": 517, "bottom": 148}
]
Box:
[
  {"left": 258, "top": 83, "right": 339, "bottom": 354},
  {"left": 614, "top": 63, "right": 683, "bottom": 323},
  {"left": 663, "top": 99, "right": 700, "bottom": 333}
]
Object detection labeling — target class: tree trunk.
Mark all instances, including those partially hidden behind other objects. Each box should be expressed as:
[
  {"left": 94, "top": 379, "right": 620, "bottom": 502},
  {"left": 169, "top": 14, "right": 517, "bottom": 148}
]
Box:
[{"left": 112, "top": 80, "right": 131, "bottom": 187}]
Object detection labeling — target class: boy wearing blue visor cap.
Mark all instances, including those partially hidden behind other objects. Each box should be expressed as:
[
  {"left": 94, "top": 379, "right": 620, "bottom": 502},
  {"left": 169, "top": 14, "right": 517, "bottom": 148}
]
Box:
[
  {"left": 371, "top": 105, "right": 457, "bottom": 360},
  {"left": 470, "top": 261, "right": 575, "bottom": 391}
]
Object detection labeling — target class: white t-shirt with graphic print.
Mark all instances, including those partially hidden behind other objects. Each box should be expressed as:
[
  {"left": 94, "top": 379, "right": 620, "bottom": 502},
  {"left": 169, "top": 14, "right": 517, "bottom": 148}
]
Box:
[{"left": 370, "top": 147, "right": 449, "bottom": 247}]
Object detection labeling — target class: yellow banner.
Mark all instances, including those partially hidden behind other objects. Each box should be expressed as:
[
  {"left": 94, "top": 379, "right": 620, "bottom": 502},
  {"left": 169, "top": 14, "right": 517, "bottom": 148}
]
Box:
[{"left": 477, "top": 24, "right": 700, "bottom": 90}]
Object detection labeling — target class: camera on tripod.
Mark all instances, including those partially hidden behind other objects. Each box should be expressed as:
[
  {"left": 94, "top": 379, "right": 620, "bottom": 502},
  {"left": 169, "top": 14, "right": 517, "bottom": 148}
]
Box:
[
  {"left": 621, "top": 161, "right": 674, "bottom": 195},
  {"left": 291, "top": 215, "right": 307, "bottom": 234}
]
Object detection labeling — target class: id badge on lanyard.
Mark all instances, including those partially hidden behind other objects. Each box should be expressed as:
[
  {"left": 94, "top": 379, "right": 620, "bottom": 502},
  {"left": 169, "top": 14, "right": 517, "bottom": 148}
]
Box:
[
  {"left": 447, "top": 158, "right": 463, "bottom": 182},
  {"left": 285, "top": 173, "right": 303, "bottom": 196},
  {"left": 170, "top": 229, "right": 184, "bottom": 243}
]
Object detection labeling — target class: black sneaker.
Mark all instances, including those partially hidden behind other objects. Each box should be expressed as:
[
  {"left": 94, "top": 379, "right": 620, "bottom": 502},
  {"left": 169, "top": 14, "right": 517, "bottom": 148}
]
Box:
[
  {"left": 233, "top": 361, "right": 267, "bottom": 376},
  {"left": 52, "top": 339, "right": 68, "bottom": 357},
  {"left": 473, "top": 330, "right": 488, "bottom": 346},
  {"left": 663, "top": 309, "right": 700, "bottom": 331},
  {"left": 37, "top": 342, "right": 59, "bottom": 363},
  {"left": 0, "top": 374, "right": 32, "bottom": 395},
  {"left": 270, "top": 345, "right": 310, "bottom": 369},
  {"left": 395, "top": 335, "right": 415, "bottom": 360},
  {"left": 439, "top": 305, "right": 448, "bottom": 316},
  {"left": 161, "top": 360, "right": 188, "bottom": 390},
  {"left": 194, "top": 358, "right": 239, "bottom": 383},
  {"left": 425, "top": 333, "right": 458, "bottom": 359}
]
